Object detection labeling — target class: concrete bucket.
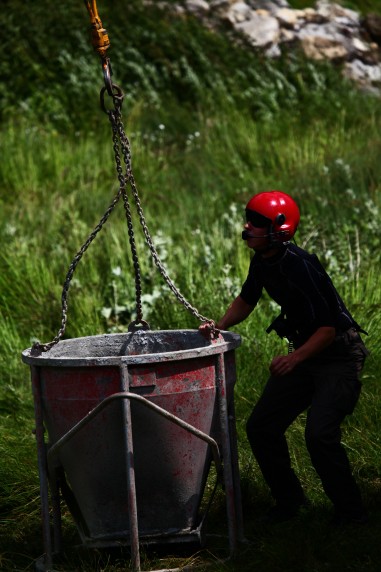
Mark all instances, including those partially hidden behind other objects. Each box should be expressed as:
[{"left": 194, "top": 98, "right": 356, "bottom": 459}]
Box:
[{"left": 22, "top": 329, "right": 243, "bottom": 571}]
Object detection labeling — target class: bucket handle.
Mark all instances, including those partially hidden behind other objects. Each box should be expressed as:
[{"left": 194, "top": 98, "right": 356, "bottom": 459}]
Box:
[{"left": 46, "top": 391, "right": 222, "bottom": 478}]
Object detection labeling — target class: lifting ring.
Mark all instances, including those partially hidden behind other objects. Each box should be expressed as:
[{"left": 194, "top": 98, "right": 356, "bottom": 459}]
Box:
[
  {"left": 100, "top": 83, "right": 124, "bottom": 114},
  {"left": 128, "top": 320, "right": 151, "bottom": 332}
]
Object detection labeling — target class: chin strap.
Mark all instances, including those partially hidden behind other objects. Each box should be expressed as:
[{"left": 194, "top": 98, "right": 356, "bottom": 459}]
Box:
[{"left": 267, "top": 225, "right": 289, "bottom": 247}]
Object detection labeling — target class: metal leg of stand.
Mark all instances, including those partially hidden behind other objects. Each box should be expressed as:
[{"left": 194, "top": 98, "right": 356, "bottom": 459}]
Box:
[
  {"left": 31, "top": 366, "right": 53, "bottom": 571},
  {"left": 215, "top": 354, "right": 238, "bottom": 556},
  {"left": 228, "top": 400, "right": 245, "bottom": 542},
  {"left": 120, "top": 363, "right": 141, "bottom": 572},
  {"left": 49, "top": 467, "right": 63, "bottom": 555}
]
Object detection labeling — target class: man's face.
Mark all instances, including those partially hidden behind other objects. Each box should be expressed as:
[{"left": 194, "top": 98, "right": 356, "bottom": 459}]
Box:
[{"left": 243, "top": 221, "right": 270, "bottom": 251}]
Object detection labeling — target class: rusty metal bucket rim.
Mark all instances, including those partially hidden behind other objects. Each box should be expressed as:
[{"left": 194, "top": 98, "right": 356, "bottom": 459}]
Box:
[{"left": 21, "top": 329, "right": 241, "bottom": 367}]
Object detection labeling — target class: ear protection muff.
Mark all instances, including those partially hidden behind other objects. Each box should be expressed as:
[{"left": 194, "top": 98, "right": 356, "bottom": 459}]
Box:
[{"left": 275, "top": 213, "right": 286, "bottom": 226}]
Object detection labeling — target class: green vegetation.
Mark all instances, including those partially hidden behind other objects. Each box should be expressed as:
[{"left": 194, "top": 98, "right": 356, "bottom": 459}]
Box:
[
  {"left": 289, "top": 0, "right": 381, "bottom": 11},
  {"left": 1, "top": 1, "right": 381, "bottom": 570}
]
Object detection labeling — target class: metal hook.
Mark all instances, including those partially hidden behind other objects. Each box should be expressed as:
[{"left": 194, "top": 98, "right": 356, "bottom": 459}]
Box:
[
  {"left": 84, "top": 0, "right": 99, "bottom": 23},
  {"left": 84, "top": 0, "right": 112, "bottom": 93}
]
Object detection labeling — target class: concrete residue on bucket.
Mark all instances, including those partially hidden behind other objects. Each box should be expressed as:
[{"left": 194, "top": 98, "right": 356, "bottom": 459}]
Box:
[{"left": 23, "top": 330, "right": 239, "bottom": 365}]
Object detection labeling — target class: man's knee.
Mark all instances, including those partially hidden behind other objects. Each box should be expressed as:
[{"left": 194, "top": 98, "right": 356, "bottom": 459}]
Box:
[
  {"left": 246, "top": 411, "right": 278, "bottom": 453},
  {"left": 305, "top": 422, "right": 340, "bottom": 453}
]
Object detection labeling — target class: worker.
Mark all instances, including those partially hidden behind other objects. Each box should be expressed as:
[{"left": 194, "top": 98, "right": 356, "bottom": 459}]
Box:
[{"left": 200, "top": 191, "right": 369, "bottom": 525}]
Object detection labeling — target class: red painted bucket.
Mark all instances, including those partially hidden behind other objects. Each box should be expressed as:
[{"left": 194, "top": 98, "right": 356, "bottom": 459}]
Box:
[{"left": 23, "top": 330, "right": 241, "bottom": 548}]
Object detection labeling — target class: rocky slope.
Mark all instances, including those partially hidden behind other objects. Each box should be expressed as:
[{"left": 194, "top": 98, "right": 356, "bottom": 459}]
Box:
[{"left": 151, "top": 0, "right": 381, "bottom": 93}]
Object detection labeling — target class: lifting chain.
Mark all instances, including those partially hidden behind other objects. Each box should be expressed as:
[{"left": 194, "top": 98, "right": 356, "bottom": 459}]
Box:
[
  {"left": 32, "top": 189, "right": 123, "bottom": 352},
  {"left": 105, "top": 91, "right": 215, "bottom": 329},
  {"left": 31, "top": 3, "right": 217, "bottom": 354}
]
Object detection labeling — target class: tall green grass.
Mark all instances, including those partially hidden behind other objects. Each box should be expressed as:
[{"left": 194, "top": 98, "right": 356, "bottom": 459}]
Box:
[{"left": 1, "top": 83, "right": 381, "bottom": 570}]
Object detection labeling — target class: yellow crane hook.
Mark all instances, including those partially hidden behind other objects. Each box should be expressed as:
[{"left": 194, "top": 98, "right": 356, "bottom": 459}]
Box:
[{"left": 84, "top": 0, "right": 113, "bottom": 94}]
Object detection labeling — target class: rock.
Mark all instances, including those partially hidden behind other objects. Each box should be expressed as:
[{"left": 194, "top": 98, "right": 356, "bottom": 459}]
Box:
[
  {"left": 225, "top": 2, "right": 252, "bottom": 24},
  {"left": 236, "top": 11, "right": 280, "bottom": 47},
  {"left": 297, "top": 22, "right": 350, "bottom": 47},
  {"left": 301, "top": 36, "right": 348, "bottom": 61},
  {"left": 185, "top": 0, "right": 210, "bottom": 15},
  {"left": 275, "top": 8, "right": 302, "bottom": 28},
  {"left": 210, "top": 0, "right": 235, "bottom": 7},
  {"left": 344, "top": 59, "right": 381, "bottom": 84},
  {"left": 352, "top": 37, "right": 372, "bottom": 53},
  {"left": 265, "top": 43, "right": 282, "bottom": 58},
  {"left": 246, "top": 0, "right": 289, "bottom": 12},
  {"left": 362, "top": 13, "right": 381, "bottom": 46},
  {"left": 300, "top": 7, "right": 326, "bottom": 24},
  {"left": 280, "top": 28, "right": 296, "bottom": 43},
  {"left": 315, "top": 0, "right": 359, "bottom": 25}
]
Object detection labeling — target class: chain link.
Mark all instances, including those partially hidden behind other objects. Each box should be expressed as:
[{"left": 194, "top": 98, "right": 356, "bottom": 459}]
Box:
[{"left": 32, "top": 88, "right": 215, "bottom": 353}]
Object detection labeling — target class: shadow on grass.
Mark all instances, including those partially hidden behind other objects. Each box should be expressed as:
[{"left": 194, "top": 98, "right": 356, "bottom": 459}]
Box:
[{"left": 4, "top": 492, "right": 381, "bottom": 572}]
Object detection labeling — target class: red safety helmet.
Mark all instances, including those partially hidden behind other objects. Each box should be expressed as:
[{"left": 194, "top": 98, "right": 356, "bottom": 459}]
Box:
[{"left": 245, "top": 190, "right": 300, "bottom": 243}]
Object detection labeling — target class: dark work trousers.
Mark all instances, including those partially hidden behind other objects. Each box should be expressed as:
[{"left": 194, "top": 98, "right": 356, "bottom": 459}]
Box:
[{"left": 246, "top": 329, "right": 368, "bottom": 518}]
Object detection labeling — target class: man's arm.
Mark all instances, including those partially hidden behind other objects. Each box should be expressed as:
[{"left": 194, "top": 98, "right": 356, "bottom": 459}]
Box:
[
  {"left": 216, "top": 296, "right": 255, "bottom": 330},
  {"left": 199, "top": 295, "right": 255, "bottom": 337},
  {"left": 270, "top": 326, "right": 336, "bottom": 376}
]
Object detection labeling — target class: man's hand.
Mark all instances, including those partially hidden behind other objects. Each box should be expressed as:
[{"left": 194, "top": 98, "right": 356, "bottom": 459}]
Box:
[
  {"left": 199, "top": 321, "right": 219, "bottom": 339},
  {"left": 270, "top": 327, "right": 336, "bottom": 376},
  {"left": 270, "top": 353, "right": 300, "bottom": 377}
]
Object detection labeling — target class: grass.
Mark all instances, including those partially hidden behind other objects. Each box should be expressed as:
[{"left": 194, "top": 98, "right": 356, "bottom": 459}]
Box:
[{"left": 289, "top": 0, "right": 381, "bottom": 11}]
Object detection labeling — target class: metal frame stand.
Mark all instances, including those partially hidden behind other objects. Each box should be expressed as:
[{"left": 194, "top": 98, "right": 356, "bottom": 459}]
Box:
[{"left": 30, "top": 354, "right": 244, "bottom": 572}]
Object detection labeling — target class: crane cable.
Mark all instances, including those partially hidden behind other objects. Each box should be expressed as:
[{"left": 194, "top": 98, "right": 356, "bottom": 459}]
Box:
[{"left": 32, "top": 0, "right": 217, "bottom": 353}]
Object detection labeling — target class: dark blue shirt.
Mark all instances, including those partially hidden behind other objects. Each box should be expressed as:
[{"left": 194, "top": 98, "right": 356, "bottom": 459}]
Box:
[{"left": 240, "top": 243, "right": 360, "bottom": 347}]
